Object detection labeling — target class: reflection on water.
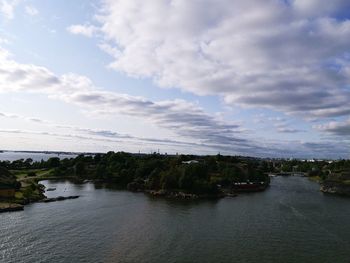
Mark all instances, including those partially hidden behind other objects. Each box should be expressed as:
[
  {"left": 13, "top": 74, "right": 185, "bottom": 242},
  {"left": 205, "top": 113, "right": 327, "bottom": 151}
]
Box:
[{"left": 1, "top": 177, "right": 350, "bottom": 263}]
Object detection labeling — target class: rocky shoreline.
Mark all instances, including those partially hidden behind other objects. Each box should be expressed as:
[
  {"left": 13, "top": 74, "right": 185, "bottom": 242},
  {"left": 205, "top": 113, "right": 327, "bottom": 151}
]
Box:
[
  {"left": 320, "top": 181, "right": 350, "bottom": 196},
  {"left": 146, "top": 189, "right": 237, "bottom": 199},
  {"left": 39, "top": 195, "right": 80, "bottom": 203},
  {"left": 0, "top": 195, "right": 81, "bottom": 213},
  {"left": 0, "top": 203, "right": 24, "bottom": 213},
  {"left": 1, "top": 176, "right": 268, "bottom": 213},
  {"left": 128, "top": 181, "right": 266, "bottom": 199}
]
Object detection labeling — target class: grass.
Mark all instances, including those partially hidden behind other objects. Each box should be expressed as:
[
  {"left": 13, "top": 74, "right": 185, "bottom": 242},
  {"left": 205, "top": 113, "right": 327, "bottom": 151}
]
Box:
[
  {"left": 11, "top": 169, "right": 55, "bottom": 187},
  {"left": 10, "top": 168, "right": 53, "bottom": 179},
  {"left": 308, "top": 176, "right": 321, "bottom": 182},
  {"left": 0, "top": 202, "right": 14, "bottom": 209},
  {"left": 2, "top": 169, "right": 59, "bottom": 206},
  {"left": 341, "top": 180, "right": 350, "bottom": 185},
  {"left": 15, "top": 191, "right": 23, "bottom": 199}
]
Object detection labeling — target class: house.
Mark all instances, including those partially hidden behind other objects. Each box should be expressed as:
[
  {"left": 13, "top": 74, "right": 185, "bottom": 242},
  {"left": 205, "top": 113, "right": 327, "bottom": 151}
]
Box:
[{"left": 182, "top": 160, "right": 199, "bottom": 164}]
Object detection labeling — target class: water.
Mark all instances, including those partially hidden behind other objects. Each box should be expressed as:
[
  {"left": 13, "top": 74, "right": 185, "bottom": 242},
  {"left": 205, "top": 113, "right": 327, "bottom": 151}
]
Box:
[
  {"left": 0, "top": 152, "right": 77, "bottom": 162},
  {"left": 1, "top": 177, "right": 350, "bottom": 263}
]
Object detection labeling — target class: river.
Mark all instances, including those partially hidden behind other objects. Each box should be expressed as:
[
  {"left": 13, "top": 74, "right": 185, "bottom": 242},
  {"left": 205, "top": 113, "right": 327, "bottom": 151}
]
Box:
[{"left": 1, "top": 177, "right": 350, "bottom": 263}]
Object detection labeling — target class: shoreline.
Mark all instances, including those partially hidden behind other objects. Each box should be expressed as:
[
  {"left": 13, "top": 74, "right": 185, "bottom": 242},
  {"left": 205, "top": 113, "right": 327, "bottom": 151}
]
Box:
[{"left": 1, "top": 176, "right": 270, "bottom": 213}]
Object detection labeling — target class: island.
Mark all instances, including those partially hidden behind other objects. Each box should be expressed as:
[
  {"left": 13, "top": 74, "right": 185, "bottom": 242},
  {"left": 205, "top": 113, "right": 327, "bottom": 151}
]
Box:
[
  {"left": 0, "top": 152, "right": 272, "bottom": 211},
  {"left": 2, "top": 152, "right": 349, "bottom": 212}
]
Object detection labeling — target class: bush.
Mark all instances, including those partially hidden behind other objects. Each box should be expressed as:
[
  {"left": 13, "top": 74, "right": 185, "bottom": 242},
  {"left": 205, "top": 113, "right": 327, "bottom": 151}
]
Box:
[
  {"left": 160, "top": 168, "right": 180, "bottom": 190},
  {"left": 27, "top": 171, "right": 37, "bottom": 177}
]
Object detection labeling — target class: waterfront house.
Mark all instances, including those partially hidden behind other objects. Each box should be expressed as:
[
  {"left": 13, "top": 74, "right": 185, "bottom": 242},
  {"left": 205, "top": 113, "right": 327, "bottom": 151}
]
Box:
[{"left": 182, "top": 160, "right": 199, "bottom": 164}]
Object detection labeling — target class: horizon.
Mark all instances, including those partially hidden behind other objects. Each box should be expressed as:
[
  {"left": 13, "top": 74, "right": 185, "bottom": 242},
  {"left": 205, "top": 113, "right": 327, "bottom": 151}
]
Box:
[
  {"left": 0, "top": 149, "right": 346, "bottom": 161},
  {"left": 0, "top": 0, "right": 350, "bottom": 158}
]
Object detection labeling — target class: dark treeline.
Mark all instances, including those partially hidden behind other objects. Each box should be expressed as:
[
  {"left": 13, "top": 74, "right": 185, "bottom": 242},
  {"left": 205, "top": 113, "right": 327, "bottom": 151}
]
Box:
[
  {"left": 276, "top": 159, "right": 350, "bottom": 180},
  {"left": 0, "top": 152, "right": 271, "bottom": 195},
  {"left": 3, "top": 153, "right": 349, "bottom": 196}
]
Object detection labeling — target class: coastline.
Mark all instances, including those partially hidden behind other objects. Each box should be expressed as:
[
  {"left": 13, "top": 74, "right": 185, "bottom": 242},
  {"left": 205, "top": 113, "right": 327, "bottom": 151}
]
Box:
[
  {"left": 1, "top": 176, "right": 270, "bottom": 213},
  {"left": 320, "top": 180, "right": 350, "bottom": 197}
]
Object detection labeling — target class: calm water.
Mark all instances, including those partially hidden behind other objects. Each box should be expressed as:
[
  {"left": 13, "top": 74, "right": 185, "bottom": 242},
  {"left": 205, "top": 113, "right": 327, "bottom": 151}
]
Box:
[
  {"left": 0, "top": 152, "right": 77, "bottom": 162},
  {"left": 1, "top": 177, "right": 350, "bottom": 263}
]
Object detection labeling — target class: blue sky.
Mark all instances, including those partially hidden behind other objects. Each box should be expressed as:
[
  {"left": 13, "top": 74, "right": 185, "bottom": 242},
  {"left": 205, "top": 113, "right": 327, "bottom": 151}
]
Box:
[{"left": 0, "top": 0, "right": 349, "bottom": 158}]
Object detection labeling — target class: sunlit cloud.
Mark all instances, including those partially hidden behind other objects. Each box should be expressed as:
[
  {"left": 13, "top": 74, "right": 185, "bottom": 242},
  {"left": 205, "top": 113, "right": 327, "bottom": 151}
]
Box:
[
  {"left": 315, "top": 119, "right": 350, "bottom": 137},
  {"left": 0, "top": 0, "right": 21, "bottom": 20},
  {"left": 67, "top": 24, "right": 99, "bottom": 37},
  {"left": 25, "top": 5, "right": 38, "bottom": 16},
  {"left": 84, "top": 0, "right": 350, "bottom": 119}
]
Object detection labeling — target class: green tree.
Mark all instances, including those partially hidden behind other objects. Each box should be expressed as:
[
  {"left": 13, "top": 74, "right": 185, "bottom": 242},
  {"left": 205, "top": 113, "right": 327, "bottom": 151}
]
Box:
[
  {"left": 47, "top": 157, "right": 60, "bottom": 168},
  {"left": 74, "top": 161, "right": 86, "bottom": 177},
  {"left": 160, "top": 168, "right": 179, "bottom": 189}
]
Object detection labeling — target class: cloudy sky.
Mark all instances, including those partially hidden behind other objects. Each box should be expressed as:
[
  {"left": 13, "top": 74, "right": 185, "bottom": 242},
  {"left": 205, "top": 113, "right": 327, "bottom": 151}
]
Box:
[{"left": 0, "top": 0, "right": 349, "bottom": 158}]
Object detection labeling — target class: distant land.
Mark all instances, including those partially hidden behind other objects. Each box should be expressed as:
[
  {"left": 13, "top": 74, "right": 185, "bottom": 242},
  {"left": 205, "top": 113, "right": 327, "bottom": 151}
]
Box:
[
  {"left": 0, "top": 150, "right": 98, "bottom": 156},
  {"left": 1, "top": 151, "right": 349, "bottom": 213},
  {"left": 0, "top": 149, "right": 344, "bottom": 162}
]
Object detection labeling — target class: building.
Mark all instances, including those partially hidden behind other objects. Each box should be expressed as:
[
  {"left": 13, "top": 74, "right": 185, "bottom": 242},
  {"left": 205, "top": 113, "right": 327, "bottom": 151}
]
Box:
[{"left": 182, "top": 160, "right": 199, "bottom": 164}]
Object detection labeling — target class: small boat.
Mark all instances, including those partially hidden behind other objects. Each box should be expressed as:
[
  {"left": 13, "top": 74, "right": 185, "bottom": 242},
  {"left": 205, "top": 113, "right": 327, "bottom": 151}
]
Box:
[{"left": 46, "top": 188, "right": 56, "bottom": 192}]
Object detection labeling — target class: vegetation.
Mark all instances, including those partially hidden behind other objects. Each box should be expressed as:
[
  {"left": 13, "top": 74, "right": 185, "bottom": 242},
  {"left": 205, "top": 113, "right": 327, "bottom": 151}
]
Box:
[
  {"left": 0, "top": 153, "right": 271, "bottom": 198},
  {"left": 266, "top": 158, "right": 350, "bottom": 196},
  {"left": 0, "top": 166, "right": 45, "bottom": 210},
  {"left": 0, "top": 167, "right": 21, "bottom": 190},
  {"left": 2, "top": 153, "right": 350, "bottom": 211}
]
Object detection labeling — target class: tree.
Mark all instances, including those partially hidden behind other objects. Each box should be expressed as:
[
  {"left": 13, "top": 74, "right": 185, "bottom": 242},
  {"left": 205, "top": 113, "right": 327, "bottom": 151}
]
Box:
[
  {"left": 24, "top": 158, "right": 33, "bottom": 168},
  {"left": 160, "top": 168, "right": 179, "bottom": 190},
  {"left": 74, "top": 161, "right": 85, "bottom": 176},
  {"left": 95, "top": 164, "right": 108, "bottom": 179},
  {"left": 47, "top": 157, "right": 60, "bottom": 168},
  {"left": 146, "top": 168, "right": 162, "bottom": 190}
]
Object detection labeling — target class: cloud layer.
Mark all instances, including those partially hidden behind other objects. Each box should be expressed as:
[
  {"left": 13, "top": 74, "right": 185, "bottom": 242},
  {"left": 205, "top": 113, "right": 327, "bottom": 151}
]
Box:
[
  {"left": 316, "top": 119, "right": 350, "bottom": 137},
  {"left": 67, "top": 24, "right": 99, "bottom": 37},
  {"left": 1, "top": 0, "right": 350, "bottom": 158},
  {"left": 0, "top": 46, "right": 264, "bottom": 155},
  {"left": 0, "top": 44, "right": 348, "bottom": 157},
  {"left": 88, "top": 0, "right": 350, "bottom": 119},
  {"left": 0, "top": 0, "right": 21, "bottom": 19}
]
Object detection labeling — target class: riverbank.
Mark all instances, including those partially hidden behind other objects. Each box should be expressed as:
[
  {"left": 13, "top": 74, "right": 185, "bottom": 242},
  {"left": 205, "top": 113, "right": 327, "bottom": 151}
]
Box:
[
  {"left": 1, "top": 174, "right": 266, "bottom": 212},
  {"left": 146, "top": 189, "right": 229, "bottom": 199},
  {"left": 0, "top": 168, "right": 85, "bottom": 212},
  {"left": 310, "top": 170, "right": 350, "bottom": 197},
  {"left": 3, "top": 176, "right": 350, "bottom": 263},
  {"left": 0, "top": 202, "right": 24, "bottom": 213},
  {"left": 320, "top": 180, "right": 350, "bottom": 196}
]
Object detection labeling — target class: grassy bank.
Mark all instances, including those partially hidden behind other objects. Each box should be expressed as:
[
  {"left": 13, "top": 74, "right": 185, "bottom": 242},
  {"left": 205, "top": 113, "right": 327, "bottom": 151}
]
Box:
[{"left": 3, "top": 168, "right": 57, "bottom": 205}]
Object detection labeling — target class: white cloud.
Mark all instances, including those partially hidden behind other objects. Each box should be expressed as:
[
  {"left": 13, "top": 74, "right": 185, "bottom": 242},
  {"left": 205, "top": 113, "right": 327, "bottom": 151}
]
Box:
[
  {"left": 0, "top": 111, "right": 229, "bottom": 153},
  {"left": 87, "top": 0, "right": 350, "bottom": 120},
  {"left": 1, "top": 44, "right": 348, "bottom": 157},
  {"left": 0, "top": 37, "right": 9, "bottom": 44},
  {"left": 315, "top": 119, "right": 350, "bottom": 137},
  {"left": 67, "top": 24, "right": 98, "bottom": 37},
  {"left": 0, "top": 0, "right": 20, "bottom": 19},
  {"left": 0, "top": 46, "right": 257, "bottom": 155},
  {"left": 25, "top": 5, "right": 38, "bottom": 16}
]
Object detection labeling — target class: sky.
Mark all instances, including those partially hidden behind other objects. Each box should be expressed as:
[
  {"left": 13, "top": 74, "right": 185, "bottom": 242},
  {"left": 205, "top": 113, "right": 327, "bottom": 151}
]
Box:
[{"left": 0, "top": 0, "right": 349, "bottom": 158}]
